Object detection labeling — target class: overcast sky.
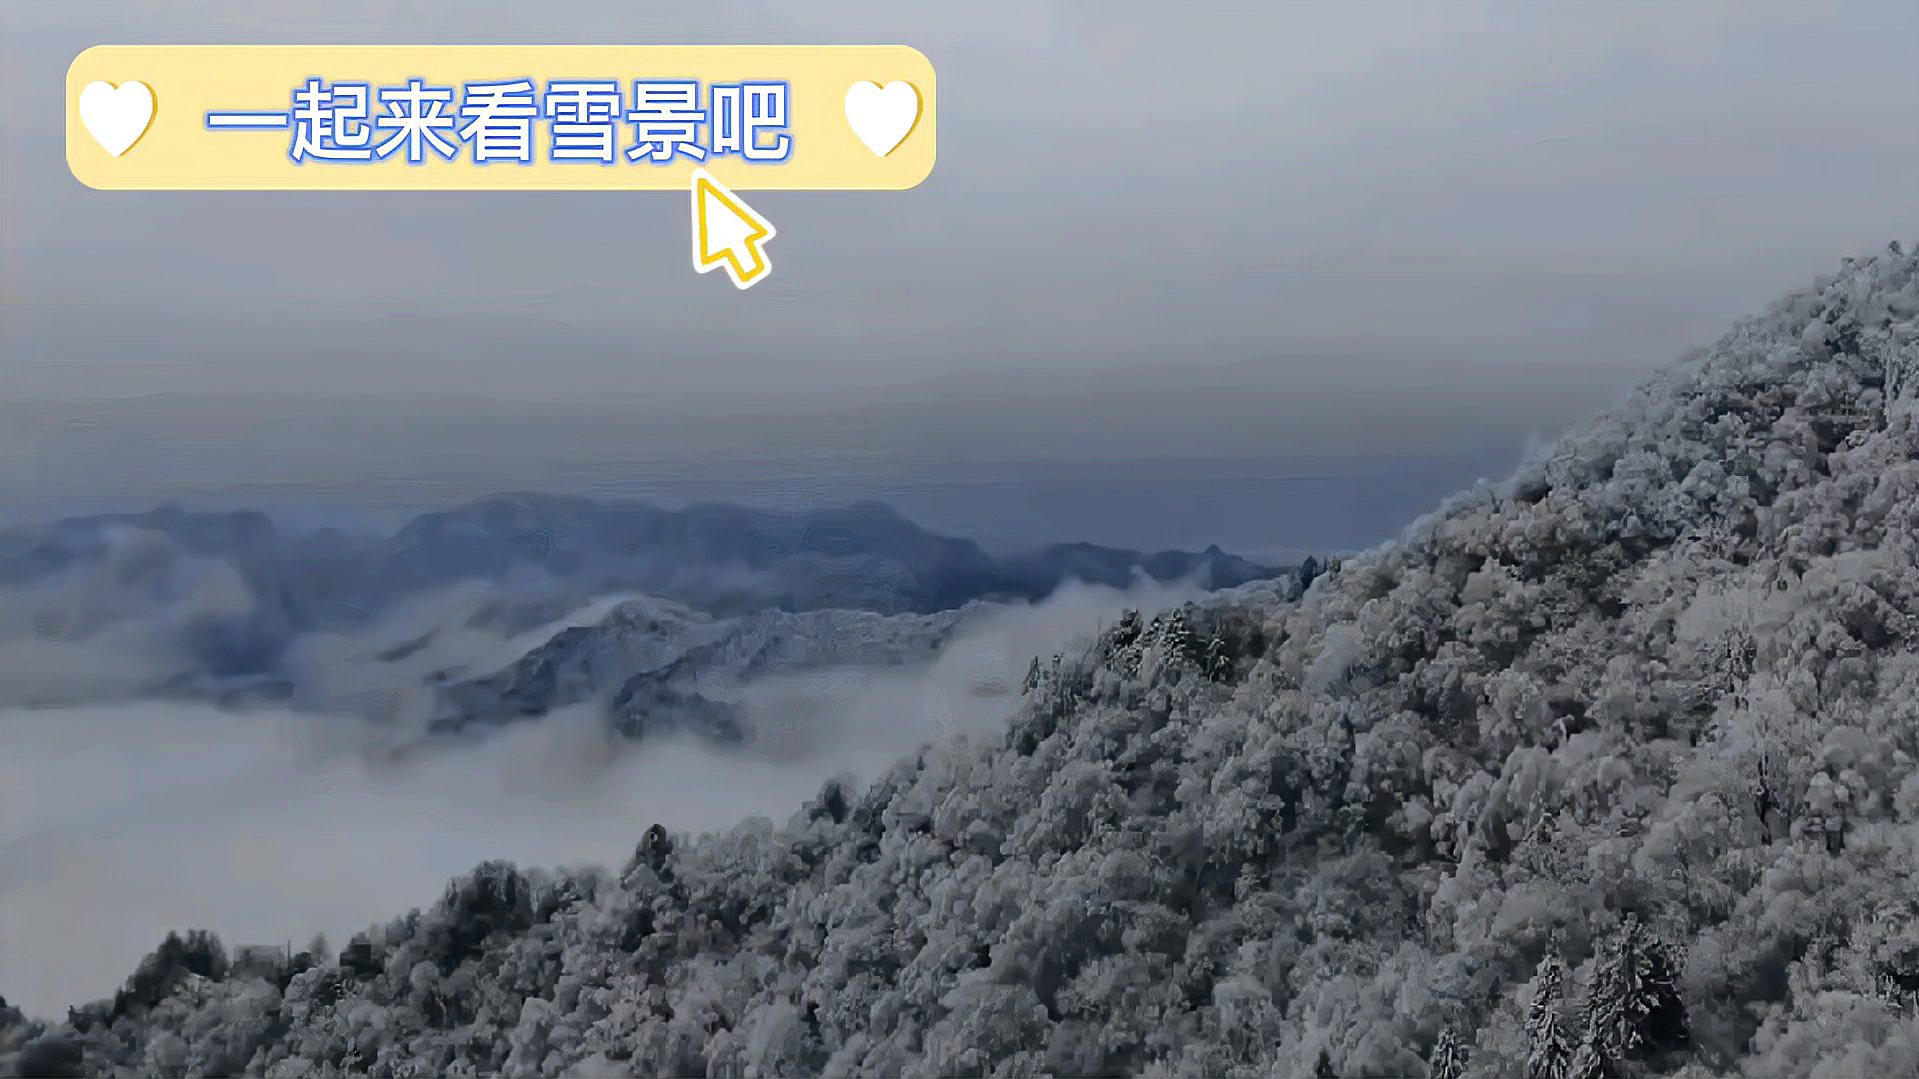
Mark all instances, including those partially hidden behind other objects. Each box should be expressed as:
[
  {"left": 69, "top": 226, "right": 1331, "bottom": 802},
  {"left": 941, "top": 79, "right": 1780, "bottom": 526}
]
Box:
[{"left": 2, "top": 0, "right": 1915, "bottom": 551}]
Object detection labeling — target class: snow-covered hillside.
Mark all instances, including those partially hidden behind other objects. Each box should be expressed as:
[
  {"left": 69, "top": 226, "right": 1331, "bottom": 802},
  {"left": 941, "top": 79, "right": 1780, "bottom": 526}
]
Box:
[
  {"left": 429, "top": 597, "right": 980, "bottom": 742},
  {"left": 5, "top": 247, "right": 1916, "bottom": 1077}
]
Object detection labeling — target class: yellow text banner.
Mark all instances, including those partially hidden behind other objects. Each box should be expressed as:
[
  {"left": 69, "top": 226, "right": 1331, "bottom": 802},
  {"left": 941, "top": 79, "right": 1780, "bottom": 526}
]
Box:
[{"left": 67, "top": 45, "right": 935, "bottom": 190}]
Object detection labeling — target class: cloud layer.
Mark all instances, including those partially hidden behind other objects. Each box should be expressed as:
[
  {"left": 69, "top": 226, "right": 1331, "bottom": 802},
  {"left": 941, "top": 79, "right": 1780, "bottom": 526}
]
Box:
[{"left": 0, "top": 578, "right": 1196, "bottom": 1017}]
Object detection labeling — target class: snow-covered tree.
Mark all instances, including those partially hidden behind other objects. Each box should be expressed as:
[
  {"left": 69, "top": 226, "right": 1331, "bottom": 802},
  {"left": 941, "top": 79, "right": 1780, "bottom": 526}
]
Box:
[
  {"left": 1527, "top": 952, "right": 1577, "bottom": 1079},
  {"left": 1427, "top": 1023, "right": 1468, "bottom": 1079},
  {"left": 1581, "top": 916, "right": 1688, "bottom": 1068}
]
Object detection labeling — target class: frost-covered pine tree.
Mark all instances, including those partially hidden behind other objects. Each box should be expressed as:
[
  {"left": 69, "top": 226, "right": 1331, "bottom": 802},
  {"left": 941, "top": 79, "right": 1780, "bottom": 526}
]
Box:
[
  {"left": 1106, "top": 609, "right": 1143, "bottom": 657},
  {"left": 1520, "top": 802, "right": 1565, "bottom": 877},
  {"left": 1296, "top": 554, "right": 1323, "bottom": 590},
  {"left": 1427, "top": 1023, "right": 1468, "bottom": 1079},
  {"left": 1163, "top": 608, "right": 1193, "bottom": 661},
  {"left": 1527, "top": 952, "right": 1577, "bottom": 1079},
  {"left": 1582, "top": 916, "right": 1688, "bottom": 1065},
  {"left": 1568, "top": 1032, "right": 1611, "bottom": 1079},
  {"left": 1203, "top": 633, "right": 1229, "bottom": 680}
]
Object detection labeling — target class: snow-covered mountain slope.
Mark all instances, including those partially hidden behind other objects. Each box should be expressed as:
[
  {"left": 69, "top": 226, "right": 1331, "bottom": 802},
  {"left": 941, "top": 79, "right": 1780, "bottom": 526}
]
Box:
[
  {"left": 428, "top": 597, "right": 978, "bottom": 742},
  {"left": 7, "top": 247, "right": 1917, "bottom": 1077}
]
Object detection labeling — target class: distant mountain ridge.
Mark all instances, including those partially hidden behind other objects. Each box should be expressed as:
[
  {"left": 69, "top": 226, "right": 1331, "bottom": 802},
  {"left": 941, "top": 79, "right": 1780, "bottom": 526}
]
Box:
[
  {"left": 0, "top": 495, "right": 1282, "bottom": 690},
  {"left": 0, "top": 495, "right": 1278, "bottom": 619},
  {"left": 429, "top": 595, "right": 978, "bottom": 742}
]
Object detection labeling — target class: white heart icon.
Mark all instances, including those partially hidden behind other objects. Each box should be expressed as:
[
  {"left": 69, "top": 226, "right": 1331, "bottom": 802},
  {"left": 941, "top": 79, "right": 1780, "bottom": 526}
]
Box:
[
  {"left": 79, "top": 80, "right": 155, "bottom": 157},
  {"left": 844, "top": 80, "right": 920, "bottom": 158}
]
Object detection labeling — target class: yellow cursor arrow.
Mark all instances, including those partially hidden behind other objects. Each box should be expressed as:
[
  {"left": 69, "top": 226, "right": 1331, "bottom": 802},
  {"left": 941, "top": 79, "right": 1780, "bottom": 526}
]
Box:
[{"left": 690, "top": 168, "right": 776, "bottom": 290}]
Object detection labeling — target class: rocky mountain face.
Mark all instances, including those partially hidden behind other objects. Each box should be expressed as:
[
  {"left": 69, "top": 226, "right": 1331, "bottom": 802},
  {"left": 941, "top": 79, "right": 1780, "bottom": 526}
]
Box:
[{"left": 5, "top": 248, "right": 1917, "bottom": 1077}]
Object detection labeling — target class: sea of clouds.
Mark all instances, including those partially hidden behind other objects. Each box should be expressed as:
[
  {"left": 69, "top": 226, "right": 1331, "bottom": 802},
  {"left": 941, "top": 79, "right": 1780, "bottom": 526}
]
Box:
[{"left": 0, "top": 576, "right": 1195, "bottom": 1017}]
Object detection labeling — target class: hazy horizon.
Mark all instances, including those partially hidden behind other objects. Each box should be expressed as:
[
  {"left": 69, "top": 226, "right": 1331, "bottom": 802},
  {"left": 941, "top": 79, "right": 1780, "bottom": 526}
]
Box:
[{"left": 6, "top": 0, "right": 1916, "bottom": 554}]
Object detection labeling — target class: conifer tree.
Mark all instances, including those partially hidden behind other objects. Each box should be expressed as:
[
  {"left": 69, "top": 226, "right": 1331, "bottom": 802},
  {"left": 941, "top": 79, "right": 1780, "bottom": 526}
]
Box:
[
  {"left": 1527, "top": 951, "right": 1577, "bottom": 1079},
  {"left": 1427, "top": 1023, "right": 1468, "bottom": 1079},
  {"left": 1568, "top": 1033, "right": 1611, "bottom": 1079},
  {"left": 1297, "top": 555, "right": 1323, "bottom": 590},
  {"left": 1163, "top": 608, "right": 1194, "bottom": 663},
  {"left": 1582, "top": 916, "right": 1688, "bottom": 1065}
]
